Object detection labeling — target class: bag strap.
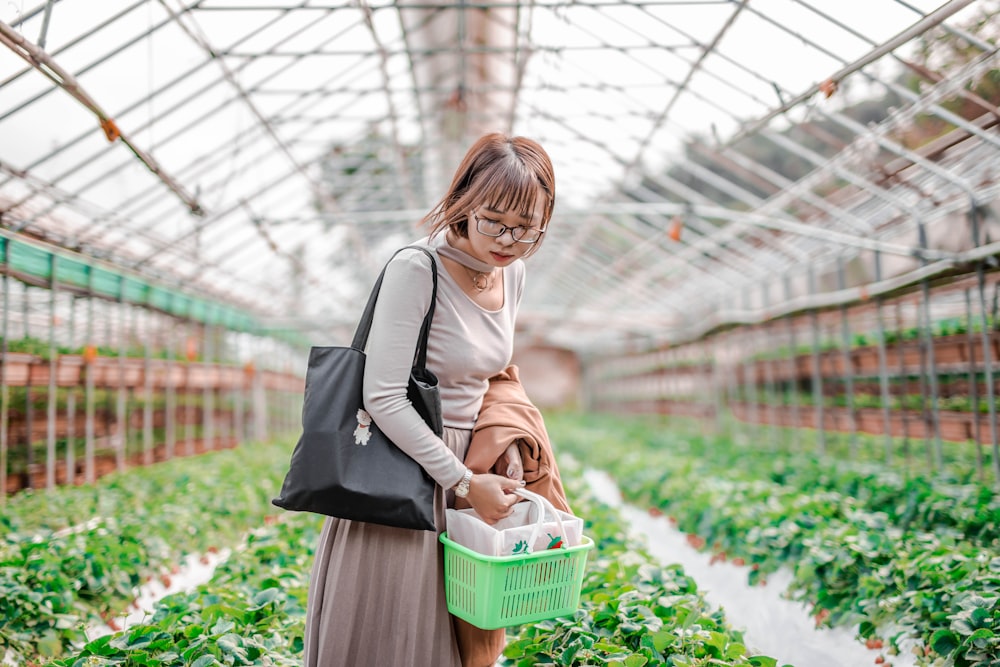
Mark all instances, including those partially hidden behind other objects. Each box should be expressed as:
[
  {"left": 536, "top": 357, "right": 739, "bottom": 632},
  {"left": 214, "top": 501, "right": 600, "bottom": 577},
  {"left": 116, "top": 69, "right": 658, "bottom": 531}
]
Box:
[
  {"left": 350, "top": 246, "right": 439, "bottom": 369},
  {"left": 513, "top": 488, "right": 568, "bottom": 551}
]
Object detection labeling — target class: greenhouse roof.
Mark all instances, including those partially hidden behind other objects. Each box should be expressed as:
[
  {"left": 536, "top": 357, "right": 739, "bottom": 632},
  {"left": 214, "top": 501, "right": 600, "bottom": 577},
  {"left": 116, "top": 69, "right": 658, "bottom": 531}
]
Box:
[{"left": 1, "top": 0, "right": 998, "bottom": 353}]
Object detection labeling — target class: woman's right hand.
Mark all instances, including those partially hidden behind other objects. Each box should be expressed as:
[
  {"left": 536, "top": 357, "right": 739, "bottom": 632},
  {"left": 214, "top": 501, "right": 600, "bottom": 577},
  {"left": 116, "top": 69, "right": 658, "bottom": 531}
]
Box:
[{"left": 466, "top": 473, "right": 524, "bottom": 524}]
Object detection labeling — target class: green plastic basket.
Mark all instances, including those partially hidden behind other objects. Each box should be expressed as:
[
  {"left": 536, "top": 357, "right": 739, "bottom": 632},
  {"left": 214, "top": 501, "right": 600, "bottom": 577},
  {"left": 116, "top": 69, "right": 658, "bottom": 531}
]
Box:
[{"left": 439, "top": 532, "right": 594, "bottom": 630}]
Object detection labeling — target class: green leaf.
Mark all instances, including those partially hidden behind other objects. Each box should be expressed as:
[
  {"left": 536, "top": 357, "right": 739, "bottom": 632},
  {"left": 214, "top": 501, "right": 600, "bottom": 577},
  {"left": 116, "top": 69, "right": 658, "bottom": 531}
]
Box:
[
  {"left": 748, "top": 657, "right": 778, "bottom": 667},
  {"left": 931, "top": 629, "right": 960, "bottom": 655},
  {"left": 968, "top": 627, "right": 996, "bottom": 648},
  {"left": 624, "top": 655, "right": 649, "bottom": 667},
  {"left": 651, "top": 629, "right": 674, "bottom": 652},
  {"left": 251, "top": 587, "right": 280, "bottom": 607},
  {"left": 970, "top": 607, "right": 991, "bottom": 627},
  {"left": 726, "top": 643, "right": 748, "bottom": 659},
  {"left": 35, "top": 629, "right": 64, "bottom": 657},
  {"left": 190, "top": 655, "right": 218, "bottom": 667}
]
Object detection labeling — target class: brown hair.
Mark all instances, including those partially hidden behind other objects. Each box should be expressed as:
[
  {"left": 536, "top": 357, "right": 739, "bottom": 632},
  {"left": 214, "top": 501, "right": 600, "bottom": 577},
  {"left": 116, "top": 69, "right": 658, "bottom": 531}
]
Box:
[{"left": 421, "top": 133, "right": 556, "bottom": 251}]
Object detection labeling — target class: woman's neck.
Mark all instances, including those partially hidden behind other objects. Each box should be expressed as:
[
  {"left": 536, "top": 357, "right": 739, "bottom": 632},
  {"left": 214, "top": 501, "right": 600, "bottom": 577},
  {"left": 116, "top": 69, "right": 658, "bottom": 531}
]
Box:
[{"left": 438, "top": 231, "right": 495, "bottom": 273}]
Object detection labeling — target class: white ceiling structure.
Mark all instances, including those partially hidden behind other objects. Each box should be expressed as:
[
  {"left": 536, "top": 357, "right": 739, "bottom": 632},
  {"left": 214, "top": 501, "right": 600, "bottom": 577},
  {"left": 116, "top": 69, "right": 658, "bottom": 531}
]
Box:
[{"left": 1, "top": 0, "right": 998, "bottom": 354}]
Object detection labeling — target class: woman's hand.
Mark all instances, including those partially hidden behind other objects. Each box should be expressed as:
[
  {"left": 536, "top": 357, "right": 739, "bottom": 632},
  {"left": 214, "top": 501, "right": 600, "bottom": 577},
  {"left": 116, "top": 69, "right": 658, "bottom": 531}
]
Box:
[
  {"left": 493, "top": 442, "right": 524, "bottom": 482},
  {"left": 466, "top": 473, "right": 524, "bottom": 524}
]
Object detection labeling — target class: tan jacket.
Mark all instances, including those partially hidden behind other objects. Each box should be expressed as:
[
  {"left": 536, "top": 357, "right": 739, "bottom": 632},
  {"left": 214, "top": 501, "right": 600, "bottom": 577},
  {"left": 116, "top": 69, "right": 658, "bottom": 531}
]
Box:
[
  {"left": 452, "top": 364, "right": 572, "bottom": 667},
  {"left": 457, "top": 364, "right": 570, "bottom": 513}
]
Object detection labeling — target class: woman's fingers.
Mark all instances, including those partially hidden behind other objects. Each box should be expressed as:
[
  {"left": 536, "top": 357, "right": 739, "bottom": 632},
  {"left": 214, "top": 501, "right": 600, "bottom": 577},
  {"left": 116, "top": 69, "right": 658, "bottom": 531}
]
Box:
[
  {"left": 492, "top": 444, "right": 524, "bottom": 481},
  {"left": 503, "top": 443, "right": 523, "bottom": 480},
  {"left": 469, "top": 473, "right": 525, "bottom": 523}
]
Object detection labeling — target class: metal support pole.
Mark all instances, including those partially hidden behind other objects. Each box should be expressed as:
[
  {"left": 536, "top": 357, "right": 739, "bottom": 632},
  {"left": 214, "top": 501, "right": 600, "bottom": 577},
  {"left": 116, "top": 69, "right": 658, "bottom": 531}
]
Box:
[
  {"left": 234, "top": 336, "right": 245, "bottom": 446},
  {"left": 976, "top": 265, "right": 1000, "bottom": 485},
  {"left": 84, "top": 270, "right": 96, "bottom": 484},
  {"left": 165, "top": 311, "right": 176, "bottom": 461},
  {"left": 742, "top": 289, "right": 759, "bottom": 436},
  {"left": 969, "top": 202, "right": 993, "bottom": 483},
  {"left": 253, "top": 339, "right": 267, "bottom": 443},
  {"left": 837, "top": 257, "right": 858, "bottom": 458},
  {"left": 896, "top": 300, "right": 912, "bottom": 464},
  {"left": 235, "top": 367, "right": 245, "bottom": 446},
  {"left": 36, "top": 0, "right": 56, "bottom": 49},
  {"left": 724, "top": 331, "right": 737, "bottom": 442},
  {"left": 142, "top": 310, "right": 153, "bottom": 467},
  {"left": 920, "top": 283, "right": 940, "bottom": 467},
  {"left": 46, "top": 255, "right": 57, "bottom": 489},
  {"left": 65, "top": 295, "right": 76, "bottom": 487},
  {"left": 966, "top": 288, "right": 984, "bottom": 481},
  {"left": 809, "top": 268, "right": 825, "bottom": 456},
  {"left": 874, "top": 251, "right": 893, "bottom": 465},
  {"left": 115, "top": 281, "right": 128, "bottom": 473},
  {"left": 710, "top": 336, "right": 723, "bottom": 435},
  {"left": 1, "top": 240, "right": 10, "bottom": 504},
  {"left": 761, "top": 283, "right": 778, "bottom": 450},
  {"left": 24, "top": 288, "right": 34, "bottom": 487},
  {"left": 783, "top": 275, "right": 801, "bottom": 450},
  {"left": 917, "top": 219, "right": 943, "bottom": 469},
  {"left": 204, "top": 324, "right": 215, "bottom": 451},
  {"left": 185, "top": 323, "right": 195, "bottom": 457}
]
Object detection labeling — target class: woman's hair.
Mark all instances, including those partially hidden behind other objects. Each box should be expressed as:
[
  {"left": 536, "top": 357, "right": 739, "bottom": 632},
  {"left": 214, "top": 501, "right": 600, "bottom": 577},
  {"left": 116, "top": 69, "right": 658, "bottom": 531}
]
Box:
[{"left": 422, "top": 133, "right": 556, "bottom": 250}]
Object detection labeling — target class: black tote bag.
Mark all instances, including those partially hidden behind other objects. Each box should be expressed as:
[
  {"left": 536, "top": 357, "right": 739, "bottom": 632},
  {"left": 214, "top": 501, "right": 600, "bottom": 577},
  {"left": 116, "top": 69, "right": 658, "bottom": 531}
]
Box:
[{"left": 271, "top": 246, "right": 441, "bottom": 531}]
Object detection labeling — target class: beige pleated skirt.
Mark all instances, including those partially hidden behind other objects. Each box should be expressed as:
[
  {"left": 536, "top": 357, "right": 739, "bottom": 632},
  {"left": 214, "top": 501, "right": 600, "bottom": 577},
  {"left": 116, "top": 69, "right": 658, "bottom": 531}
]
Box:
[{"left": 302, "top": 427, "right": 470, "bottom": 667}]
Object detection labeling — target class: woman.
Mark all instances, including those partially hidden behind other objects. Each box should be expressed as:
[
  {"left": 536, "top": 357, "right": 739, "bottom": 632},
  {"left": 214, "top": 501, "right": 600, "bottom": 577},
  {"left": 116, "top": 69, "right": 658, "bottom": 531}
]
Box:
[{"left": 304, "top": 132, "right": 556, "bottom": 667}]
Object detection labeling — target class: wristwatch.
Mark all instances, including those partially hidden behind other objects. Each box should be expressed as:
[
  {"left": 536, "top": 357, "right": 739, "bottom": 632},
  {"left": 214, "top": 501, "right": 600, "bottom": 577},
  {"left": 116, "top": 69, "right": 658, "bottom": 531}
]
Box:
[{"left": 454, "top": 469, "right": 473, "bottom": 498}]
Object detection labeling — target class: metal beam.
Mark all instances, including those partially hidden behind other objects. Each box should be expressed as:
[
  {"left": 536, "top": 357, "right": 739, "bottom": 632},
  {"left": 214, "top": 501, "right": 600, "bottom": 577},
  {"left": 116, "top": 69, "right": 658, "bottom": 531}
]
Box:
[
  {"left": 0, "top": 19, "right": 205, "bottom": 216},
  {"left": 725, "top": 0, "right": 978, "bottom": 148}
]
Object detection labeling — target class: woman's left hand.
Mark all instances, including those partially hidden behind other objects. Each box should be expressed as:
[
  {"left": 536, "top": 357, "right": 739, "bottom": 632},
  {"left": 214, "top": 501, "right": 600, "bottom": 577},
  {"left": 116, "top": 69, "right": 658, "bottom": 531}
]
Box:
[{"left": 493, "top": 442, "right": 523, "bottom": 481}]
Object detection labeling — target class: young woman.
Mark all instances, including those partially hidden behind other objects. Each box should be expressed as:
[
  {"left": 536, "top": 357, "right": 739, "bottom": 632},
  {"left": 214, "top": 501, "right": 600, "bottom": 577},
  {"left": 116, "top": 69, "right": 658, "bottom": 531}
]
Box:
[{"left": 303, "top": 132, "right": 556, "bottom": 667}]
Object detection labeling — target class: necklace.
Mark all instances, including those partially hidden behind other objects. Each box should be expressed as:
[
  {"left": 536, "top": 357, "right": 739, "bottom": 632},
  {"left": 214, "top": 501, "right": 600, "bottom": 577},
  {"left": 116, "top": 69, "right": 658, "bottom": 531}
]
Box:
[
  {"left": 462, "top": 265, "right": 495, "bottom": 292},
  {"left": 438, "top": 236, "right": 498, "bottom": 293}
]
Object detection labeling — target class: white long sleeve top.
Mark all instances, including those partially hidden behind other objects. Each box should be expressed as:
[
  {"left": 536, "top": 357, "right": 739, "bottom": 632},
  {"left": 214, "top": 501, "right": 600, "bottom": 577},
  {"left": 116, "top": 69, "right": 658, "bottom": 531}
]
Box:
[{"left": 362, "top": 234, "right": 525, "bottom": 490}]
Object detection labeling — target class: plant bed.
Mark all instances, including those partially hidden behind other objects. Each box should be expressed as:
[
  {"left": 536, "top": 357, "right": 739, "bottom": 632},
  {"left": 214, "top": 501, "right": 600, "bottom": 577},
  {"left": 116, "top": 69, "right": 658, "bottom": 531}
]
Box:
[
  {"left": 1, "top": 352, "right": 301, "bottom": 392},
  {"left": 10, "top": 449, "right": 782, "bottom": 667},
  {"left": 4, "top": 436, "right": 240, "bottom": 495},
  {"left": 727, "top": 402, "right": 995, "bottom": 444},
  {"left": 25, "top": 356, "right": 85, "bottom": 387},
  {"left": 544, "top": 411, "right": 1000, "bottom": 667},
  {"left": 0, "top": 352, "right": 36, "bottom": 385},
  {"left": 737, "top": 333, "right": 1000, "bottom": 385},
  {"left": 502, "top": 481, "right": 781, "bottom": 666},
  {"left": 0, "top": 436, "right": 294, "bottom": 662}
]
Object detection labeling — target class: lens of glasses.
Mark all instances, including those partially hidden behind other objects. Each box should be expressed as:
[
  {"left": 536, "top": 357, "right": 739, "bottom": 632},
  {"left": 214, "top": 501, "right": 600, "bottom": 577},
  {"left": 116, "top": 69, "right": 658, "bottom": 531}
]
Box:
[
  {"left": 475, "top": 215, "right": 543, "bottom": 244},
  {"left": 511, "top": 227, "right": 542, "bottom": 243}
]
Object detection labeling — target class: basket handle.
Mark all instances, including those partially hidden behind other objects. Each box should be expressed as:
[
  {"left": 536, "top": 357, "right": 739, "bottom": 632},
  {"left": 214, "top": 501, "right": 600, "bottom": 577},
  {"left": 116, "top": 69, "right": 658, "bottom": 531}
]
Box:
[{"left": 513, "top": 488, "right": 568, "bottom": 552}]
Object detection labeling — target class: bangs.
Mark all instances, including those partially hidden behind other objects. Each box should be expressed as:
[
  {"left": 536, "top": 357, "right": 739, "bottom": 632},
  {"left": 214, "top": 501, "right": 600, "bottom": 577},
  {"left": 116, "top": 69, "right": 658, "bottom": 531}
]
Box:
[{"left": 478, "top": 162, "right": 546, "bottom": 220}]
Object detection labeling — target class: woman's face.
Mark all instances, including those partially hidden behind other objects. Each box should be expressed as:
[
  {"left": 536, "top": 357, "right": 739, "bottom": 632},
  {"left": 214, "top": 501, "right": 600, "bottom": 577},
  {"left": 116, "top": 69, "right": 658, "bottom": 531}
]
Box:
[{"left": 457, "top": 189, "right": 547, "bottom": 268}]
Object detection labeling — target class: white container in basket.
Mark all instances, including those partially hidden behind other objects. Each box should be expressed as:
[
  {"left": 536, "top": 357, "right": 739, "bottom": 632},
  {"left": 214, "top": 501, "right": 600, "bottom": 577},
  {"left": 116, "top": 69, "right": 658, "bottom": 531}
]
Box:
[{"left": 445, "top": 488, "right": 583, "bottom": 556}]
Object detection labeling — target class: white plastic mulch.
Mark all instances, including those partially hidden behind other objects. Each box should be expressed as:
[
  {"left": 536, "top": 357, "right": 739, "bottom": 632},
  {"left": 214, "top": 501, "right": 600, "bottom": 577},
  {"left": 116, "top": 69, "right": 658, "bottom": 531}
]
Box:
[
  {"left": 584, "top": 469, "right": 921, "bottom": 667},
  {"left": 85, "top": 549, "right": 230, "bottom": 641}
]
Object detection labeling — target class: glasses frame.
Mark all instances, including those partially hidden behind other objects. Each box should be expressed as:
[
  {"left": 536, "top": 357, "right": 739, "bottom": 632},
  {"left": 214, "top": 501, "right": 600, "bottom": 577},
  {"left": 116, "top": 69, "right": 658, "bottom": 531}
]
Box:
[{"left": 472, "top": 211, "right": 546, "bottom": 244}]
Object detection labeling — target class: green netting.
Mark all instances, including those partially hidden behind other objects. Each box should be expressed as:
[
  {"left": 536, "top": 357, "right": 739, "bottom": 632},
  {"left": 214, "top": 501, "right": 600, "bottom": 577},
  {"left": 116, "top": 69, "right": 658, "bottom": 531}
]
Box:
[
  {"left": 91, "top": 267, "right": 121, "bottom": 298},
  {"left": 1, "top": 232, "right": 274, "bottom": 339},
  {"left": 7, "top": 238, "right": 51, "bottom": 280}
]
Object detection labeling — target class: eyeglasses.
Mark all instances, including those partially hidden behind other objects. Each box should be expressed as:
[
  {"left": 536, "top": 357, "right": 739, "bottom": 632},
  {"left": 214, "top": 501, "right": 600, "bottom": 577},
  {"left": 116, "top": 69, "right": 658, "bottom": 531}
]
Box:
[{"left": 472, "top": 211, "right": 546, "bottom": 244}]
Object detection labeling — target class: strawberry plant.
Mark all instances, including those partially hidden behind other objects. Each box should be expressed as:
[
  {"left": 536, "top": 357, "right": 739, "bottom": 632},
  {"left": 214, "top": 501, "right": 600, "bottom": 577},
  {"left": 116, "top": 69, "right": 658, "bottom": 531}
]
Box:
[
  {"left": 544, "top": 411, "right": 1000, "bottom": 666},
  {"left": 49, "top": 513, "right": 320, "bottom": 666},
  {"left": 501, "top": 471, "right": 783, "bottom": 666},
  {"left": 0, "top": 438, "right": 293, "bottom": 661},
  {"left": 41, "top": 451, "right": 782, "bottom": 667}
]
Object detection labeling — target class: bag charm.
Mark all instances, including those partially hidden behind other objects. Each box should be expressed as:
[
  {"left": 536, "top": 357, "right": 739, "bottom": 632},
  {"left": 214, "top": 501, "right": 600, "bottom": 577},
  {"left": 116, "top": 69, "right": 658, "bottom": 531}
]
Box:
[{"left": 353, "top": 409, "right": 373, "bottom": 446}]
